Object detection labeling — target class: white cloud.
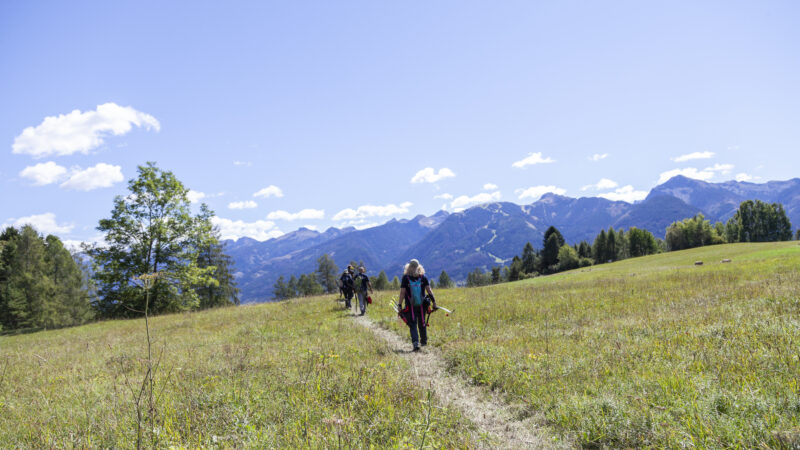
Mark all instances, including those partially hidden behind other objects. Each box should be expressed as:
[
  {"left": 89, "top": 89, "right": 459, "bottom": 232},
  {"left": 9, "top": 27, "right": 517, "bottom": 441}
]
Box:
[
  {"left": 338, "top": 220, "right": 380, "bottom": 230},
  {"left": 434, "top": 193, "right": 453, "bottom": 200},
  {"left": 211, "top": 217, "right": 282, "bottom": 241},
  {"left": 253, "top": 185, "right": 283, "bottom": 198},
  {"left": 19, "top": 161, "right": 67, "bottom": 185},
  {"left": 589, "top": 153, "right": 608, "bottom": 161},
  {"left": 60, "top": 163, "right": 124, "bottom": 191},
  {"left": 187, "top": 190, "right": 206, "bottom": 203},
  {"left": 515, "top": 185, "right": 566, "bottom": 201},
  {"left": 672, "top": 151, "right": 715, "bottom": 162},
  {"left": 483, "top": 183, "right": 498, "bottom": 191},
  {"left": 512, "top": 152, "right": 555, "bottom": 168},
  {"left": 581, "top": 178, "right": 618, "bottom": 191},
  {"left": 450, "top": 191, "right": 501, "bottom": 211},
  {"left": 233, "top": 161, "right": 252, "bottom": 166},
  {"left": 5, "top": 212, "right": 73, "bottom": 235},
  {"left": 597, "top": 185, "right": 648, "bottom": 203},
  {"left": 410, "top": 167, "right": 455, "bottom": 184},
  {"left": 706, "top": 163, "right": 733, "bottom": 175},
  {"left": 333, "top": 201, "right": 413, "bottom": 221},
  {"left": 12, "top": 103, "right": 160, "bottom": 158},
  {"left": 228, "top": 200, "right": 258, "bottom": 210},
  {"left": 657, "top": 167, "right": 713, "bottom": 184},
  {"left": 657, "top": 163, "right": 734, "bottom": 184},
  {"left": 267, "top": 209, "right": 325, "bottom": 221},
  {"left": 735, "top": 173, "right": 758, "bottom": 182}
]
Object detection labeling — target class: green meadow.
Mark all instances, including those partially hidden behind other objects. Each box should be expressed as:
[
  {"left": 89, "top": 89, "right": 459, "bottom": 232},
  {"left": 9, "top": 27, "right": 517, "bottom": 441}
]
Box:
[
  {"left": 0, "top": 298, "right": 478, "bottom": 448},
  {"left": 373, "top": 242, "right": 800, "bottom": 447},
  {"left": 2, "top": 242, "right": 800, "bottom": 448}
]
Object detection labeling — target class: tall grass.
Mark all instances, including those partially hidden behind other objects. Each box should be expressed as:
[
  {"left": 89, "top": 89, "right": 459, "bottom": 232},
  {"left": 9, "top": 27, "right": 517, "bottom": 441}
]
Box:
[
  {"left": 373, "top": 242, "right": 800, "bottom": 447},
  {"left": 0, "top": 296, "right": 479, "bottom": 447}
]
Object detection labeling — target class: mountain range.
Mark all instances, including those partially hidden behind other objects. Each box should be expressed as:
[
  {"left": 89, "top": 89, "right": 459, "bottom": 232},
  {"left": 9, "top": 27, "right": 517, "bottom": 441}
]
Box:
[{"left": 225, "top": 176, "right": 800, "bottom": 302}]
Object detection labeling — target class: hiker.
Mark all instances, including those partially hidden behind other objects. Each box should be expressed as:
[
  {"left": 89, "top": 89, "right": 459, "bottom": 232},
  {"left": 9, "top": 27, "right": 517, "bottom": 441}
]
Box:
[
  {"left": 340, "top": 266, "right": 355, "bottom": 308},
  {"left": 398, "top": 259, "right": 436, "bottom": 351},
  {"left": 354, "top": 266, "right": 373, "bottom": 316}
]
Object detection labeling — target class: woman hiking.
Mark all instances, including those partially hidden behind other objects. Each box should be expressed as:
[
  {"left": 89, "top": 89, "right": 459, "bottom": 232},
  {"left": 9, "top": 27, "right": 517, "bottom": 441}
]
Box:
[
  {"left": 398, "top": 259, "right": 436, "bottom": 352},
  {"left": 354, "top": 266, "right": 373, "bottom": 316}
]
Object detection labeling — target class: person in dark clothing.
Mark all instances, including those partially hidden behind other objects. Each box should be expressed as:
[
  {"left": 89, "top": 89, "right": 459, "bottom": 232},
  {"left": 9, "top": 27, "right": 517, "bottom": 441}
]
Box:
[
  {"left": 354, "top": 266, "right": 373, "bottom": 316},
  {"left": 340, "top": 266, "right": 355, "bottom": 309},
  {"left": 398, "top": 259, "right": 436, "bottom": 352}
]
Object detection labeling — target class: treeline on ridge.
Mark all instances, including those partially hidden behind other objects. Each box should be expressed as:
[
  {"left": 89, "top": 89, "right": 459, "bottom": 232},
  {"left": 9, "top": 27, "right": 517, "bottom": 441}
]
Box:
[{"left": 464, "top": 199, "right": 796, "bottom": 287}]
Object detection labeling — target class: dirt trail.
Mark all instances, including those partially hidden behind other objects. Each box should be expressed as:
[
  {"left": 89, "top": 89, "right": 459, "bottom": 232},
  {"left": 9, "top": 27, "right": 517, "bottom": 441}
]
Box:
[{"left": 353, "top": 314, "right": 565, "bottom": 449}]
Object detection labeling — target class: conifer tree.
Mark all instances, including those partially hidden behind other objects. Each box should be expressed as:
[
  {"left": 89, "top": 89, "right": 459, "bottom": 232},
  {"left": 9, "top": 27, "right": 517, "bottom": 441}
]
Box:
[
  {"left": 521, "top": 242, "right": 537, "bottom": 274},
  {"left": 437, "top": 270, "right": 453, "bottom": 288},
  {"left": 374, "top": 270, "right": 389, "bottom": 291},
  {"left": 315, "top": 254, "right": 339, "bottom": 293}
]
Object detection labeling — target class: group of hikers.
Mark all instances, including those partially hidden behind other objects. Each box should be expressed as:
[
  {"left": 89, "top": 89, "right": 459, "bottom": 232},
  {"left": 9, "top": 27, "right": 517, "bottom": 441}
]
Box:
[{"left": 338, "top": 259, "right": 436, "bottom": 352}]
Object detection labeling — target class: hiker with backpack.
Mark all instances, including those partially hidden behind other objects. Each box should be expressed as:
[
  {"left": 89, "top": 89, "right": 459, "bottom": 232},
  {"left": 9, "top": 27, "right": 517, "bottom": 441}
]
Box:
[
  {"left": 340, "top": 266, "right": 355, "bottom": 309},
  {"left": 398, "top": 259, "right": 436, "bottom": 352},
  {"left": 353, "top": 266, "right": 373, "bottom": 316}
]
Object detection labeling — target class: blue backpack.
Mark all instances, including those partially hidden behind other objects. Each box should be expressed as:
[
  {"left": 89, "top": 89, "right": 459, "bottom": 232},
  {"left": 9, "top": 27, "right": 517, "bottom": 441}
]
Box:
[{"left": 408, "top": 277, "right": 423, "bottom": 306}]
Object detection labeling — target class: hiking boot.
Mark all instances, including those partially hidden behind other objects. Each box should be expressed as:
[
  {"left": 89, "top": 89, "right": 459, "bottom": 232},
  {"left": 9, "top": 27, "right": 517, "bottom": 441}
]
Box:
[
  {"left": 421, "top": 341, "right": 427, "bottom": 347},
  {"left": 412, "top": 345, "right": 420, "bottom": 352}
]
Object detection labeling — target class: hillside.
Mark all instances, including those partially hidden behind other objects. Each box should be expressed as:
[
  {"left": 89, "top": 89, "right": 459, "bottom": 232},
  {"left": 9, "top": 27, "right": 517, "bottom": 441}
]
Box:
[
  {"left": 227, "top": 176, "right": 800, "bottom": 301},
  {"left": 0, "top": 294, "right": 477, "bottom": 447},
  {"left": 374, "top": 241, "right": 800, "bottom": 447},
  {"left": 4, "top": 242, "right": 799, "bottom": 447}
]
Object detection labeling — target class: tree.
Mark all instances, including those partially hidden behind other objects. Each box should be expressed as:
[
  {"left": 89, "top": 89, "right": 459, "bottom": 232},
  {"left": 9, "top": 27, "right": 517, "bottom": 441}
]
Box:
[
  {"left": 592, "top": 229, "right": 607, "bottom": 263},
  {"left": 374, "top": 270, "right": 390, "bottom": 291},
  {"left": 287, "top": 275, "right": 299, "bottom": 299},
  {"left": 605, "top": 228, "right": 617, "bottom": 262},
  {"left": 298, "top": 273, "right": 323, "bottom": 296},
  {"left": 315, "top": 254, "right": 338, "bottom": 294},
  {"left": 576, "top": 240, "right": 592, "bottom": 259},
  {"left": 507, "top": 256, "right": 523, "bottom": 281},
  {"left": 466, "top": 268, "right": 490, "bottom": 287},
  {"left": 273, "top": 276, "right": 290, "bottom": 300},
  {"left": 542, "top": 232, "right": 562, "bottom": 272},
  {"left": 796, "top": 229, "right": 800, "bottom": 241},
  {"left": 557, "top": 245, "right": 579, "bottom": 272},
  {"left": 727, "top": 200, "right": 793, "bottom": 242},
  {"left": 0, "top": 226, "right": 93, "bottom": 330},
  {"left": 627, "top": 227, "right": 660, "bottom": 257},
  {"left": 491, "top": 266, "right": 501, "bottom": 284},
  {"left": 665, "top": 214, "right": 722, "bottom": 251},
  {"left": 521, "top": 242, "right": 537, "bottom": 274},
  {"left": 391, "top": 276, "right": 400, "bottom": 290},
  {"left": 87, "top": 162, "right": 230, "bottom": 318},
  {"left": 437, "top": 270, "right": 454, "bottom": 288},
  {"left": 196, "top": 218, "right": 240, "bottom": 308}
]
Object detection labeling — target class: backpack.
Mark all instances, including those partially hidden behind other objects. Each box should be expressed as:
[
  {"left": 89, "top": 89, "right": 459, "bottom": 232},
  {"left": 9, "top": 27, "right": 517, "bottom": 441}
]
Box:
[{"left": 408, "top": 277, "right": 423, "bottom": 306}]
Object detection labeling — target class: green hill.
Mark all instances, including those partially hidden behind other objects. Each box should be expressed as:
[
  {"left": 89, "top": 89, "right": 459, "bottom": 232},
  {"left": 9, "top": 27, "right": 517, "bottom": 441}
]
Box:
[
  {"left": 373, "top": 242, "right": 800, "bottom": 447},
  {"left": 2, "top": 241, "right": 799, "bottom": 447},
  {"left": 0, "top": 297, "right": 476, "bottom": 447}
]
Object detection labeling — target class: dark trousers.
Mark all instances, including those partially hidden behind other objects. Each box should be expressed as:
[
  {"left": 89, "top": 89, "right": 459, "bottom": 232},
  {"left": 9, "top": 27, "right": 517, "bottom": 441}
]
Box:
[
  {"left": 343, "top": 288, "right": 353, "bottom": 307},
  {"left": 407, "top": 305, "right": 427, "bottom": 347}
]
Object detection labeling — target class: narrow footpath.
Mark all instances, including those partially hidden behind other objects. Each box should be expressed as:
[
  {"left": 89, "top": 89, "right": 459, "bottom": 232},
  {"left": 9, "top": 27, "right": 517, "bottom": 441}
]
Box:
[{"left": 352, "top": 313, "right": 566, "bottom": 449}]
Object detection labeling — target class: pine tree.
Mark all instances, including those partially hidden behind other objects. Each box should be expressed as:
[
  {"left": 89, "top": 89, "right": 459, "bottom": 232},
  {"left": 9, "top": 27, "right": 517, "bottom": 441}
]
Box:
[
  {"left": 593, "top": 229, "right": 607, "bottom": 263},
  {"left": 542, "top": 233, "right": 562, "bottom": 272},
  {"left": 374, "top": 270, "right": 389, "bottom": 291},
  {"left": 521, "top": 242, "right": 537, "bottom": 274},
  {"left": 391, "top": 276, "right": 400, "bottom": 290},
  {"left": 437, "top": 270, "right": 453, "bottom": 288},
  {"left": 491, "top": 267, "right": 501, "bottom": 284},
  {"left": 315, "top": 254, "right": 339, "bottom": 293},
  {"left": 508, "top": 256, "right": 523, "bottom": 281},
  {"left": 287, "top": 275, "right": 299, "bottom": 298},
  {"left": 273, "top": 276, "right": 289, "bottom": 300},
  {"left": 605, "top": 228, "right": 617, "bottom": 262}
]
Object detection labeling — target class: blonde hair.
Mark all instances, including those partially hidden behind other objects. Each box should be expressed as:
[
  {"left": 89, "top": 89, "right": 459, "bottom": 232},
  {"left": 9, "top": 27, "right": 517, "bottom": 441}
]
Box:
[{"left": 403, "top": 259, "right": 425, "bottom": 277}]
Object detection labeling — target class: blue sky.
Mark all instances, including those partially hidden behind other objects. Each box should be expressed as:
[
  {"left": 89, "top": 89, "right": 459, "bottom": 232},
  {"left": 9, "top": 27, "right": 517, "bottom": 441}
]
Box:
[{"left": 2, "top": 1, "right": 799, "bottom": 243}]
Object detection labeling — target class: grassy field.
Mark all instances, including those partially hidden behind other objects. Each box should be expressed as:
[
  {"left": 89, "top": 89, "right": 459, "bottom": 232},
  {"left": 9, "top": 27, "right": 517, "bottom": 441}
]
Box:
[
  {"left": 373, "top": 242, "right": 800, "bottom": 447},
  {"left": 0, "top": 296, "right": 480, "bottom": 448}
]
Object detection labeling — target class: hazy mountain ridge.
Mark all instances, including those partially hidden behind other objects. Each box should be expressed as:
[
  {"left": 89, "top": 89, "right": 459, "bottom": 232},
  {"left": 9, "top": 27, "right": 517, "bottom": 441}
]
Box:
[{"left": 226, "top": 176, "right": 800, "bottom": 302}]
